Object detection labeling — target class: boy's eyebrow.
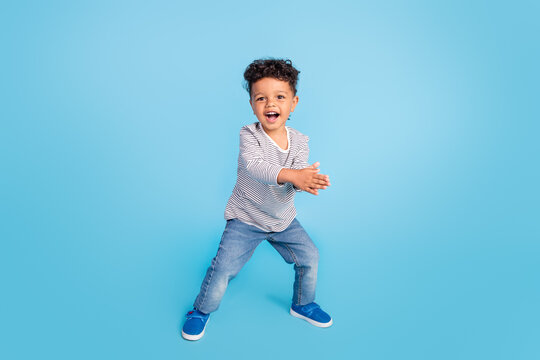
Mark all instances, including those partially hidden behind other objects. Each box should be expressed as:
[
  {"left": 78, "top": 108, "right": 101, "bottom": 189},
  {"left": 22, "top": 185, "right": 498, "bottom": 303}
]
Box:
[{"left": 253, "top": 90, "right": 289, "bottom": 97}]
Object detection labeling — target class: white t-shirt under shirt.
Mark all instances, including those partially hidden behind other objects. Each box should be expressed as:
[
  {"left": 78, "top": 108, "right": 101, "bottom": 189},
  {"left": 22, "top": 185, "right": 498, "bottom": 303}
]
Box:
[{"left": 224, "top": 121, "right": 310, "bottom": 232}]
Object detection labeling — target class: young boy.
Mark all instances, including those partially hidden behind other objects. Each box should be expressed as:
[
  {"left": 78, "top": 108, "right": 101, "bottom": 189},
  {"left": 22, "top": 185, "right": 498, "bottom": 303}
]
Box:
[{"left": 181, "top": 59, "right": 332, "bottom": 341}]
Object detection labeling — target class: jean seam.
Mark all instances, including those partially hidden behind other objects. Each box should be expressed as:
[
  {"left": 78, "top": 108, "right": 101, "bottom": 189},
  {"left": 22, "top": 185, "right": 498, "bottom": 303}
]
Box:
[
  {"left": 197, "top": 258, "right": 215, "bottom": 310},
  {"left": 198, "top": 232, "right": 226, "bottom": 310},
  {"left": 283, "top": 243, "right": 302, "bottom": 305}
]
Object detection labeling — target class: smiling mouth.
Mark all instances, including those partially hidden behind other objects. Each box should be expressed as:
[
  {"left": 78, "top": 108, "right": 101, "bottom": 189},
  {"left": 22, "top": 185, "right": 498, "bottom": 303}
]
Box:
[{"left": 265, "top": 111, "right": 280, "bottom": 122}]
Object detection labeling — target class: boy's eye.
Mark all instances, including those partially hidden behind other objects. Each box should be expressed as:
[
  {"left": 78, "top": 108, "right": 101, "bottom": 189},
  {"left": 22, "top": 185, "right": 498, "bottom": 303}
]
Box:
[
  {"left": 277, "top": 95, "right": 285, "bottom": 99},
  {"left": 256, "top": 97, "right": 265, "bottom": 101}
]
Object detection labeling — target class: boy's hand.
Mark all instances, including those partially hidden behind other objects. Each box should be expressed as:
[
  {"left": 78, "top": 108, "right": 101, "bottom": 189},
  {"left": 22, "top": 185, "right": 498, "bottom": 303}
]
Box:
[{"left": 294, "top": 161, "right": 331, "bottom": 196}]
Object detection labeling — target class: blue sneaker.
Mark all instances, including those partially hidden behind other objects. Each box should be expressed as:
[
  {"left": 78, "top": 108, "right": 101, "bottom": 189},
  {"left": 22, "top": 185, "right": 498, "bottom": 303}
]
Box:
[
  {"left": 290, "top": 302, "right": 333, "bottom": 327},
  {"left": 181, "top": 309, "right": 210, "bottom": 341}
]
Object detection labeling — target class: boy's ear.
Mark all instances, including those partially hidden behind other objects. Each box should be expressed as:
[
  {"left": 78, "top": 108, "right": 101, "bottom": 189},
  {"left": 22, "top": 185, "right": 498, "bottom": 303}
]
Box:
[{"left": 290, "top": 95, "right": 299, "bottom": 112}]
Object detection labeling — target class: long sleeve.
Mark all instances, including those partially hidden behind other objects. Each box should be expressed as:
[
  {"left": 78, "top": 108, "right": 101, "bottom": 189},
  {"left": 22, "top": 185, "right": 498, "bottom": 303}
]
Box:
[{"left": 239, "top": 127, "right": 285, "bottom": 185}]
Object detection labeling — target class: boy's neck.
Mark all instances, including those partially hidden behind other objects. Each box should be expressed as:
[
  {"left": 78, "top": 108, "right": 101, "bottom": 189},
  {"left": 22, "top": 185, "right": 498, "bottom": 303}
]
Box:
[{"left": 260, "top": 122, "right": 289, "bottom": 151}]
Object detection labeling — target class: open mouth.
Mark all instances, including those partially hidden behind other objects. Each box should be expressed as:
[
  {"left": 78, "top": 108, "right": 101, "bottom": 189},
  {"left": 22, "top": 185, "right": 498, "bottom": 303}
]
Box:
[{"left": 265, "top": 111, "right": 280, "bottom": 122}]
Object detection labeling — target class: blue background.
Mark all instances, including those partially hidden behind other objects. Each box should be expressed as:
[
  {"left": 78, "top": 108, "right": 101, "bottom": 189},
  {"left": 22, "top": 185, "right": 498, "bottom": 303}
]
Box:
[{"left": 1, "top": 1, "right": 538, "bottom": 359}]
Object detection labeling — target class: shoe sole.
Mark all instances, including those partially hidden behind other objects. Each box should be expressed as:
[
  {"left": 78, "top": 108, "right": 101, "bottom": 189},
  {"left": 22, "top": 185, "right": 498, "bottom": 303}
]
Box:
[
  {"left": 290, "top": 308, "right": 333, "bottom": 328},
  {"left": 181, "top": 319, "right": 209, "bottom": 341}
]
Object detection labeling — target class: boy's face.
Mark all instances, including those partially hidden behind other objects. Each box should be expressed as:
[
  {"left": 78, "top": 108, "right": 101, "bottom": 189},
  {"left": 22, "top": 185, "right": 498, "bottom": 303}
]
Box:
[{"left": 249, "top": 77, "right": 299, "bottom": 133}]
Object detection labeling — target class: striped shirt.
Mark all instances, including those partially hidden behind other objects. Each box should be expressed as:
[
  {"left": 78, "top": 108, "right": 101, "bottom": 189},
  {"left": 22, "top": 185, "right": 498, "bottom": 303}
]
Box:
[{"left": 224, "top": 122, "right": 310, "bottom": 232}]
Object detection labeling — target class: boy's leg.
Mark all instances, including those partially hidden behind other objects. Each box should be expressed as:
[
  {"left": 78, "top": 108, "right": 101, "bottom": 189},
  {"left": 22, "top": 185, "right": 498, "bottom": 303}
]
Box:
[
  {"left": 193, "top": 219, "right": 265, "bottom": 314},
  {"left": 267, "top": 218, "right": 319, "bottom": 306}
]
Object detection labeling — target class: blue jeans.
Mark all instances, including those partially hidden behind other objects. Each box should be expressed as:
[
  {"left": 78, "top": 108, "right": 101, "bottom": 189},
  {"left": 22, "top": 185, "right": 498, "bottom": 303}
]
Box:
[{"left": 193, "top": 218, "right": 319, "bottom": 314}]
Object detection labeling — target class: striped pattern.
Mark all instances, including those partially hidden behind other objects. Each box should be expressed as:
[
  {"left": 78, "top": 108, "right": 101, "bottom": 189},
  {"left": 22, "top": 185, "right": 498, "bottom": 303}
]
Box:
[{"left": 224, "top": 122, "right": 310, "bottom": 232}]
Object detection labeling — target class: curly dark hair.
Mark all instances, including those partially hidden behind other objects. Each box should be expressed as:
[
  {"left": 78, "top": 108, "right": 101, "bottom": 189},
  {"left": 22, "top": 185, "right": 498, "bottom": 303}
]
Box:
[{"left": 243, "top": 58, "right": 300, "bottom": 97}]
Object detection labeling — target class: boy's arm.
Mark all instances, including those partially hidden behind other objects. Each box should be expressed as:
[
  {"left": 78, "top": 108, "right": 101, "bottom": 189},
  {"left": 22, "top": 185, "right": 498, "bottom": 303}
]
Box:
[
  {"left": 239, "top": 127, "right": 285, "bottom": 185},
  {"left": 279, "top": 161, "right": 330, "bottom": 195},
  {"left": 239, "top": 128, "right": 329, "bottom": 194},
  {"left": 277, "top": 168, "right": 299, "bottom": 187}
]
